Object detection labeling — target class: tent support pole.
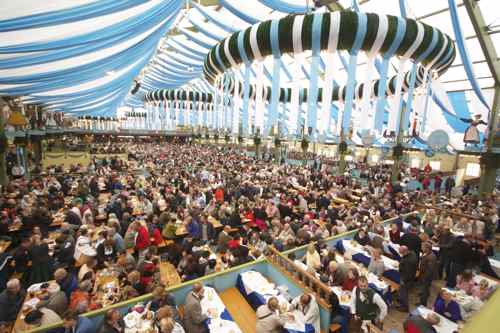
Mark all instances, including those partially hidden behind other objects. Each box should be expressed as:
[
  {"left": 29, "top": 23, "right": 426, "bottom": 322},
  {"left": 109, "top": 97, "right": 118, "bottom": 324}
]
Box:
[{"left": 464, "top": 0, "right": 500, "bottom": 196}]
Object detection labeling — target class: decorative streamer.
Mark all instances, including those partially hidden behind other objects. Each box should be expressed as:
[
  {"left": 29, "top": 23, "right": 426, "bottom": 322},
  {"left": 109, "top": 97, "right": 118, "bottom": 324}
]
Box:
[
  {"left": 341, "top": 12, "right": 367, "bottom": 136},
  {"left": 267, "top": 18, "right": 282, "bottom": 136},
  {"left": 254, "top": 61, "right": 265, "bottom": 133},
  {"left": 321, "top": 12, "right": 340, "bottom": 137},
  {"left": 373, "top": 16, "right": 406, "bottom": 134},
  {"left": 448, "top": 0, "right": 490, "bottom": 111},
  {"left": 306, "top": 13, "right": 323, "bottom": 141}
]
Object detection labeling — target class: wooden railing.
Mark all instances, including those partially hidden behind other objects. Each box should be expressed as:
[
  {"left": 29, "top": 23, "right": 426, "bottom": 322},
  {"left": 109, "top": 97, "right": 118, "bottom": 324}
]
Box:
[
  {"left": 267, "top": 246, "right": 332, "bottom": 310},
  {"left": 415, "top": 203, "right": 487, "bottom": 222}
]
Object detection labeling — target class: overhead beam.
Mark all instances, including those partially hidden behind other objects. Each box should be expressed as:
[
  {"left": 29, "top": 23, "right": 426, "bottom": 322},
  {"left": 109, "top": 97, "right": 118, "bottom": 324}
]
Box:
[
  {"left": 463, "top": 0, "right": 500, "bottom": 84},
  {"left": 463, "top": 0, "right": 500, "bottom": 196}
]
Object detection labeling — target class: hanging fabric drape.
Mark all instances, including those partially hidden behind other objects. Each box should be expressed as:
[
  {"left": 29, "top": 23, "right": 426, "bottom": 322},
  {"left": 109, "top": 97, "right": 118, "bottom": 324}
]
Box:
[
  {"left": 267, "top": 18, "right": 281, "bottom": 136},
  {"left": 254, "top": 61, "right": 265, "bottom": 133},
  {"left": 373, "top": 16, "right": 406, "bottom": 134},
  {"left": 448, "top": 0, "right": 490, "bottom": 111},
  {"left": 306, "top": 13, "right": 323, "bottom": 140},
  {"left": 341, "top": 12, "right": 367, "bottom": 138},
  {"left": 320, "top": 12, "right": 340, "bottom": 138}
]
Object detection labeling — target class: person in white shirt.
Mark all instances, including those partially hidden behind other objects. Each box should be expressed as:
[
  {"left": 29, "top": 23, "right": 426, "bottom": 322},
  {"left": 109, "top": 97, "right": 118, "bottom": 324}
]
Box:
[
  {"left": 74, "top": 228, "right": 91, "bottom": 261},
  {"left": 303, "top": 244, "right": 321, "bottom": 272},
  {"left": 350, "top": 276, "right": 387, "bottom": 333},
  {"left": 290, "top": 294, "right": 321, "bottom": 333}
]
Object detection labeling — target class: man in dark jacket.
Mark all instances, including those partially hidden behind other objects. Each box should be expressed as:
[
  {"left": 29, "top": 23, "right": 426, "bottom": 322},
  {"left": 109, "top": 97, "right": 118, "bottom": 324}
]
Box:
[
  {"left": 418, "top": 242, "right": 438, "bottom": 306},
  {"left": 447, "top": 233, "right": 474, "bottom": 288},
  {"left": 400, "top": 226, "right": 422, "bottom": 261},
  {"left": 397, "top": 246, "right": 418, "bottom": 312},
  {"left": 0, "top": 279, "right": 26, "bottom": 323}
]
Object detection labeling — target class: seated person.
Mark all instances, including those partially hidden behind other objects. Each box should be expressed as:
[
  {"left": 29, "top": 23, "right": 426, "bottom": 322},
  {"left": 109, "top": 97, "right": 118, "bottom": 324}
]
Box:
[
  {"left": 456, "top": 270, "right": 475, "bottom": 295},
  {"left": 433, "top": 289, "right": 462, "bottom": 322},
  {"left": 24, "top": 308, "right": 62, "bottom": 331},
  {"left": 367, "top": 248, "right": 385, "bottom": 277},
  {"left": 290, "top": 294, "right": 320, "bottom": 333},
  {"left": 342, "top": 268, "right": 359, "bottom": 291},
  {"left": 472, "top": 279, "right": 493, "bottom": 301},
  {"left": 403, "top": 312, "right": 440, "bottom": 333},
  {"left": 354, "top": 229, "right": 371, "bottom": 246}
]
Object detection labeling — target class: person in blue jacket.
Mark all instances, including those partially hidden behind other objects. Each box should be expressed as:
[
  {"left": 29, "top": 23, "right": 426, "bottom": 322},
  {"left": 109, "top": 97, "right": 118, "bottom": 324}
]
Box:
[
  {"left": 433, "top": 289, "right": 462, "bottom": 323},
  {"left": 62, "top": 311, "right": 95, "bottom": 333}
]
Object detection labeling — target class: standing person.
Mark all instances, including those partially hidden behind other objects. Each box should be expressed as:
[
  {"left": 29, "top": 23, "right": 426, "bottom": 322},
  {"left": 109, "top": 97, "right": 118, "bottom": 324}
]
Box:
[
  {"left": 256, "top": 297, "right": 286, "bottom": 333},
  {"left": 400, "top": 226, "right": 422, "bottom": 262},
  {"left": 444, "top": 177, "right": 455, "bottom": 197},
  {"left": 436, "top": 226, "right": 454, "bottom": 280},
  {"left": 350, "top": 276, "right": 387, "bottom": 333},
  {"left": 290, "top": 294, "right": 320, "bottom": 333},
  {"left": 397, "top": 246, "right": 418, "bottom": 312},
  {"left": 183, "top": 283, "right": 208, "bottom": 333},
  {"left": 134, "top": 222, "right": 151, "bottom": 260},
  {"left": 447, "top": 233, "right": 474, "bottom": 288},
  {"left": 28, "top": 234, "right": 52, "bottom": 285},
  {"left": 418, "top": 243, "right": 438, "bottom": 306},
  {"left": 433, "top": 173, "right": 442, "bottom": 193}
]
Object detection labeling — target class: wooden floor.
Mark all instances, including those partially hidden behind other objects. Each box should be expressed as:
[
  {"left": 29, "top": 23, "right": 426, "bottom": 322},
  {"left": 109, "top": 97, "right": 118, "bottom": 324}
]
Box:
[{"left": 219, "top": 287, "right": 256, "bottom": 333}]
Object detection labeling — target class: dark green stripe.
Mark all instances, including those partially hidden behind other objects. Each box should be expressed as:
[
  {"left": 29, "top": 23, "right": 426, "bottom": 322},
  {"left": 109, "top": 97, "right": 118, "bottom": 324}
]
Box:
[
  {"left": 338, "top": 11, "right": 358, "bottom": 51},
  {"left": 361, "top": 13, "right": 379, "bottom": 51},
  {"left": 380, "top": 15, "right": 399, "bottom": 54},
  {"left": 218, "top": 39, "right": 231, "bottom": 69},
  {"left": 279, "top": 14, "right": 295, "bottom": 54},
  {"left": 320, "top": 13, "right": 331, "bottom": 51},
  {"left": 422, "top": 32, "right": 444, "bottom": 67},
  {"left": 412, "top": 23, "right": 434, "bottom": 60},
  {"left": 228, "top": 33, "right": 242, "bottom": 64},
  {"left": 256, "top": 20, "right": 272, "bottom": 58},
  {"left": 301, "top": 14, "right": 314, "bottom": 51},
  {"left": 243, "top": 27, "right": 253, "bottom": 63},
  {"left": 396, "top": 19, "right": 418, "bottom": 56}
]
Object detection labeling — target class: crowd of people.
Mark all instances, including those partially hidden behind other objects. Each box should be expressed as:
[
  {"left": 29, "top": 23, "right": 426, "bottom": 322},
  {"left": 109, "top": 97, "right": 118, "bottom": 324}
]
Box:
[{"left": 0, "top": 140, "right": 497, "bottom": 333}]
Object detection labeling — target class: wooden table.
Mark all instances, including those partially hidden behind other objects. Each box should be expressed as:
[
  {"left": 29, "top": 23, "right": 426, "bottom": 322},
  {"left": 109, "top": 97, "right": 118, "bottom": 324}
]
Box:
[
  {"left": 159, "top": 262, "right": 182, "bottom": 286},
  {"left": 12, "top": 281, "right": 57, "bottom": 333},
  {"left": 0, "top": 240, "right": 11, "bottom": 253}
]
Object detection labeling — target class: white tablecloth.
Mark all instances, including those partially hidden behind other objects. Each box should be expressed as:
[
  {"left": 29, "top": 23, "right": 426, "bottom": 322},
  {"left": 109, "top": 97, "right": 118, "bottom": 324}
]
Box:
[
  {"left": 341, "top": 240, "right": 399, "bottom": 271},
  {"left": 488, "top": 258, "right": 500, "bottom": 277},
  {"left": 200, "top": 287, "right": 242, "bottom": 333},
  {"left": 415, "top": 306, "right": 459, "bottom": 333},
  {"left": 238, "top": 271, "right": 312, "bottom": 332}
]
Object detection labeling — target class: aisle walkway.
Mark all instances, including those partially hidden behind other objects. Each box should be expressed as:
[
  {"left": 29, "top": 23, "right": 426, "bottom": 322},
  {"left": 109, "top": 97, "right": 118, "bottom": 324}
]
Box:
[{"left": 219, "top": 288, "right": 256, "bottom": 333}]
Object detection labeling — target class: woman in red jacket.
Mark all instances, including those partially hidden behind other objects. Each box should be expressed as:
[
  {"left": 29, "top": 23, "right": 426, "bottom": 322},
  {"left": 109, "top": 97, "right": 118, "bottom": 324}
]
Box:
[{"left": 134, "top": 222, "right": 151, "bottom": 253}]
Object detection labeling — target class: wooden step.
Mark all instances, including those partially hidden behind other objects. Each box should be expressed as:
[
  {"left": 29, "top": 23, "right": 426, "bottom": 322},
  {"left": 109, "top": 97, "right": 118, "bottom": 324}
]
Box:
[{"left": 219, "top": 287, "right": 256, "bottom": 333}]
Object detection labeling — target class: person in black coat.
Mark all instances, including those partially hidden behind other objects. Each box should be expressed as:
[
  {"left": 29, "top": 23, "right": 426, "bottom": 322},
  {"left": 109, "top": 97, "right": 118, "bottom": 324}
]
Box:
[
  {"left": 53, "top": 232, "right": 75, "bottom": 269},
  {"left": 447, "top": 233, "right": 475, "bottom": 288},
  {"left": 96, "top": 239, "right": 118, "bottom": 268},
  {"left": 397, "top": 246, "right": 418, "bottom": 312},
  {"left": 354, "top": 229, "right": 371, "bottom": 246},
  {"left": 0, "top": 279, "right": 26, "bottom": 324},
  {"left": 400, "top": 226, "right": 422, "bottom": 261},
  {"left": 97, "top": 309, "right": 124, "bottom": 333},
  {"left": 28, "top": 235, "right": 52, "bottom": 285}
]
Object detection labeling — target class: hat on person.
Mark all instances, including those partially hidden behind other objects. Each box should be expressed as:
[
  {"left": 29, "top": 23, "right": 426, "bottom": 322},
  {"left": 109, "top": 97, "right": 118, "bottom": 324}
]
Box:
[{"left": 24, "top": 310, "right": 43, "bottom": 325}]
